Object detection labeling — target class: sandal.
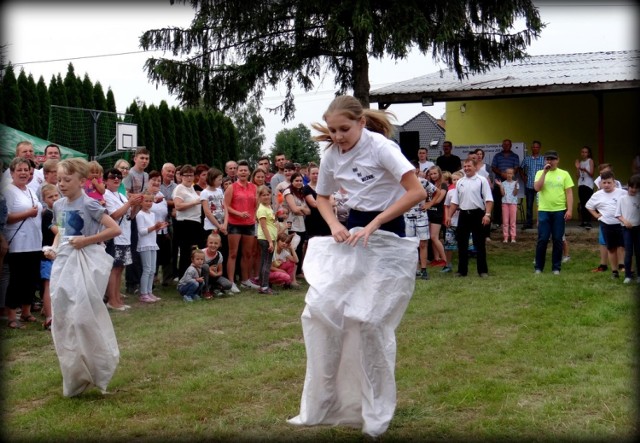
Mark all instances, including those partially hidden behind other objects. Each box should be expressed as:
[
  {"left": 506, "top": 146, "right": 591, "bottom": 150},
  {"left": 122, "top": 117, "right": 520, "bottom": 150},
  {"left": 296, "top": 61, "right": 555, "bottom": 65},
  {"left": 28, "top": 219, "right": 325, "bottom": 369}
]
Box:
[
  {"left": 8, "top": 320, "right": 25, "bottom": 330},
  {"left": 20, "top": 314, "right": 38, "bottom": 323}
]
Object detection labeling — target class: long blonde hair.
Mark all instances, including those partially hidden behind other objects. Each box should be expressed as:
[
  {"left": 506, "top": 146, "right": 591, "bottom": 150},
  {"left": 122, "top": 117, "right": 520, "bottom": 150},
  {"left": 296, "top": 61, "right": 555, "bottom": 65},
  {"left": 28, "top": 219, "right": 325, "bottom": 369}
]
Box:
[{"left": 311, "top": 95, "right": 396, "bottom": 147}]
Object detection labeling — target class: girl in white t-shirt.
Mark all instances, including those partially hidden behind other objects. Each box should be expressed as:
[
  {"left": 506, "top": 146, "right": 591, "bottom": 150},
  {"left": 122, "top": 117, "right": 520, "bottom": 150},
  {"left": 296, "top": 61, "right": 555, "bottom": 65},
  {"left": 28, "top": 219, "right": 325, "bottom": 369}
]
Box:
[
  {"left": 136, "top": 192, "right": 168, "bottom": 303},
  {"left": 288, "top": 95, "right": 427, "bottom": 437}
]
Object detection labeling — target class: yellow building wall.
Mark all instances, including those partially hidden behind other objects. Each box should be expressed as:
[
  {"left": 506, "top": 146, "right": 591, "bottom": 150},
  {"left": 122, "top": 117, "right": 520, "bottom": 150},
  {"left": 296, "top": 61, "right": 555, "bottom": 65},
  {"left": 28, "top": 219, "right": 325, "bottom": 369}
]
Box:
[{"left": 446, "top": 90, "right": 639, "bottom": 185}]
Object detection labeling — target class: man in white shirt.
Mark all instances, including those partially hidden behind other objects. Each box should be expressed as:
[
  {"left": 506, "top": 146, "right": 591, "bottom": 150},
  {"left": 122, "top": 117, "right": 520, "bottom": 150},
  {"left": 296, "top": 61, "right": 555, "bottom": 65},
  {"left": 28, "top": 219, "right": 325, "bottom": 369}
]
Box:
[
  {"left": 445, "top": 158, "right": 493, "bottom": 277},
  {"left": 417, "top": 147, "right": 435, "bottom": 178}
]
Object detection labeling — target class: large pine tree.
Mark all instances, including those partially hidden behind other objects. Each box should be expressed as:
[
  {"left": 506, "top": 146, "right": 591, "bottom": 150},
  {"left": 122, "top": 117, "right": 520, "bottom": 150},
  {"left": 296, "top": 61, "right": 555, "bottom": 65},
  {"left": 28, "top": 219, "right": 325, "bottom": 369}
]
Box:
[
  {"left": 140, "top": 0, "right": 543, "bottom": 120},
  {"left": 2, "top": 64, "right": 23, "bottom": 130}
]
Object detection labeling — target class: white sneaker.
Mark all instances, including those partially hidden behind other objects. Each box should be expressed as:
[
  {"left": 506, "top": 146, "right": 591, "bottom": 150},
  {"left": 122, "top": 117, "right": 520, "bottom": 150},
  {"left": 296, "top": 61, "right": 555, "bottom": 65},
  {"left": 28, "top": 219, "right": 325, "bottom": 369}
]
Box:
[
  {"left": 241, "top": 279, "right": 260, "bottom": 289},
  {"left": 534, "top": 269, "right": 542, "bottom": 274},
  {"left": 562, "top": 256, "right": 571, "bottom": 263},
  {"left": 623, "top": 277, "right": 632, "bottom": 284},
  {"left": 230, "top": 283, "right": 241, "bottom": 294},
  {"left": 552, "top": 270, "right": 560, "bottom": 275}
]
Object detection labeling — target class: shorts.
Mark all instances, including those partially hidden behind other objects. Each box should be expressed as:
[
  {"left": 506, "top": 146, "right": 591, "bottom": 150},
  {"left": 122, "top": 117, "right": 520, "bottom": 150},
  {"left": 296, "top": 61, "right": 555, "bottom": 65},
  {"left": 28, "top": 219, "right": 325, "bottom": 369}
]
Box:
[
  {"left": 404, "top": 217, "right": 429, "bottom": 240},
  {"left": 227, "top": 223, "right": 255, "bottom": 236},
  {"left": 600, "top": 222, "right": 624, "bottom": 249},
  {"left": 444, "top": 226, "right": 458, "bottom": 251},
  {"left": 427, "top": 210, "right": 443, "bottom": 225},
  {"left": 113, "top": 244, "right": 132, "bottom": 267},
  {"left": 40, "top": 259, "right": 53, "bottom": 280}
]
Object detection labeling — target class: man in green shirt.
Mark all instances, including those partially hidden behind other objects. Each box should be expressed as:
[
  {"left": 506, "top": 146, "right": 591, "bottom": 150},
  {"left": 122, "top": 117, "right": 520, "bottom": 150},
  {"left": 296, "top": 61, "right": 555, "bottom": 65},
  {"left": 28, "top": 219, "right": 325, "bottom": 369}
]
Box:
[{"left": 533, "top": 150, "right": 574, "bottom": 274}]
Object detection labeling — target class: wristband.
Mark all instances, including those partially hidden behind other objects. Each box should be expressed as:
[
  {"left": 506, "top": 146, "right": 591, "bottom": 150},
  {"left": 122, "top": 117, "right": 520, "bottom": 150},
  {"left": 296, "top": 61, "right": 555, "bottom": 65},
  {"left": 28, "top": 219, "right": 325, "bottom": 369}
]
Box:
[{"left": 484, "top": 214, "right": 491, "bottom": 217}]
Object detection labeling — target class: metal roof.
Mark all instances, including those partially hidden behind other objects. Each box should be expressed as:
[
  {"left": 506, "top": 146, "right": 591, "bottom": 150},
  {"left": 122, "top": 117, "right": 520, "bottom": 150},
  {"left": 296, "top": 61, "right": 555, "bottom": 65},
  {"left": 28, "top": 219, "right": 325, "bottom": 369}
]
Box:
[{"left": 370, "top": 50, "right": 640, "bottom": 107}]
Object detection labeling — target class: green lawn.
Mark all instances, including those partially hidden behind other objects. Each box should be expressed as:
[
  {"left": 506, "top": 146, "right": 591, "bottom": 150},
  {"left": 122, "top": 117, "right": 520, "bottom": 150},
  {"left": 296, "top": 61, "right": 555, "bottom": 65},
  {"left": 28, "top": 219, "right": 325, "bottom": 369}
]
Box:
[{"left": 2, "top": 228, "right": 637, "bottom": 441}]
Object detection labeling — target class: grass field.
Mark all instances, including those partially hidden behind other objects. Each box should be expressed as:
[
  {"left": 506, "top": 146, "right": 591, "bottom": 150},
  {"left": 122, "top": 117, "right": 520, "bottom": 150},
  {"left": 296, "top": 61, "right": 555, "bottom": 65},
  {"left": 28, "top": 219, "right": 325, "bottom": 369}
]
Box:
[{"left": 2, "top": 227, "right": 638, "bottom": 441}]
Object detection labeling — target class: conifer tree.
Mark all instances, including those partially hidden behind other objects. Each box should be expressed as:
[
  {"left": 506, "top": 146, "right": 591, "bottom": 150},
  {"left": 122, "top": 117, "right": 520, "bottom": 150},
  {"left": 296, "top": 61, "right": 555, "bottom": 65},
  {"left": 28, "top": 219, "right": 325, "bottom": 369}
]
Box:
[
  {"left": 2, "top": 64, "right": 23, "bottom": 130},
  {"left": 36, "top": 76, "right": 50, "bottom": 139}
]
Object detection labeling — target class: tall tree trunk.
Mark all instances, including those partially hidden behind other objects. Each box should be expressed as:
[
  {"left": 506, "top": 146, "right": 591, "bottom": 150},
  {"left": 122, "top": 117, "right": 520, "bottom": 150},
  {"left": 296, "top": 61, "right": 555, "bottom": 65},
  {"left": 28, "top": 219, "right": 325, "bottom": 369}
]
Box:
[{"left": 352, "top": 33, "right": 370, "bottom": 108}]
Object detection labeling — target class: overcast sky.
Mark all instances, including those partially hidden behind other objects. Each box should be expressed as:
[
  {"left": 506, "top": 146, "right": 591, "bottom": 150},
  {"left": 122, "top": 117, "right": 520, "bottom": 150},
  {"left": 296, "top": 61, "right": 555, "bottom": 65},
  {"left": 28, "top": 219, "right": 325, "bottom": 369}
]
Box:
[{"left": 2, "top": 1, "right": 639, "bottom": 153}]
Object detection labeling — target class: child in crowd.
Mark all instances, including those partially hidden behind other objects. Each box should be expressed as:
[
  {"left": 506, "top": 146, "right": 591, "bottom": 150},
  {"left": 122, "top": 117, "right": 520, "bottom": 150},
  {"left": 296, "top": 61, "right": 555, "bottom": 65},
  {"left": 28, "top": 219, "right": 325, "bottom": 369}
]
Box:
[
  {"left": 275, "top": 162, "right": 296, "bottom": 208},
  {"left": 442, "top": 171, "right": 464, "bottom": 273},
  {"left": 591, "top": 165, "right": 624, "bottom": 273},
  {"left": 271, "top": 232, "right": 299, "bottom": 288},
  {"left": 615, "top": 174, "right": 640, "bottom": 284},
  {"left": 200, "top": 168, "right": 227, "bottom": 243},
  {"left": 496, "top": 167, "right": 519, "bottom": 243},
  {"left": 136, "top": 192, "right": 168, "bottom": 302},
  {"left": 84, "top": 161, "right": 106, "bottom": 205},
  {"left": 40, "top": 183, "right": 59, "bottom": 330},
  {"left": 404, "top": 160, "right": 437, "bottom": 280},
  {"left": 203, "top": 232, "right": 232, "bottom": 297},
  {"left": 178, "top": 247, "right": 206, "bottom": 302},
  {"left": 256, "top": 185, "right": 277, "bottom": 294},
  {"left": 37, "top": 159, "right": 59, "bottom": 202},
  {"left": 586, "top": 170, "right": 627, "bottom": 279}
]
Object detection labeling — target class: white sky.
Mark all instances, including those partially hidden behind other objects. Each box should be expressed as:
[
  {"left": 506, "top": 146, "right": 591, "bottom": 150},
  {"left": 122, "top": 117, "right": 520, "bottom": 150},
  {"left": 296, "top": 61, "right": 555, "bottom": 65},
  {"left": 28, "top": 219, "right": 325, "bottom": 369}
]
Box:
[{"left": 2, "top": 1, "right": 639, "bottom": 153}]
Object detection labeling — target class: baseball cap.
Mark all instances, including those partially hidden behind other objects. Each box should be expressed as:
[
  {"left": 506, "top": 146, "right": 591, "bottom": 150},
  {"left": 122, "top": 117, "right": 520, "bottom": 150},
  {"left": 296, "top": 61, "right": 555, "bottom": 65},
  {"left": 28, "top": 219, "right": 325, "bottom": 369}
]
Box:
[{"left": 543, "top": 150, "right": 559, "bottom": 159}]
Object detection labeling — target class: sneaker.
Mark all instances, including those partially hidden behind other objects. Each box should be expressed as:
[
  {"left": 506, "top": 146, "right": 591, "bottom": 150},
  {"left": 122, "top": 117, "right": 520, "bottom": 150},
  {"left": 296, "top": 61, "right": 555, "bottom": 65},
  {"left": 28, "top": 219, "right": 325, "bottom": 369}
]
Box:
[
  {"left": 453, "top": 272, "right": 466, "bottom": 277},
  {"left": 148, "top": 293, "right": 162, "bottom": 301},
  {"left": 585, "top": 223, "right": 592, "bottom": 230},
  {"left": 612, "top": 271, "right": 619, "bottom": 279},
  {"left": 552, "top": 270, "right": 560, "bottom": 275},
  {"left": 503, "top": 239, "right": 508, "bottom": 243},
  {"left": 203, "top": 291, "right": 214, "bottom": 300},
  {"left": 229, "top": 283, "right": 241, "bottom": 294},
  {"left": 479, "top": 273, "right": 489, "bottom": 278},
  {"left": 511, "top": 239, "right": 516, "bottom": 243},
  {"left": 258, "top": 287, "right": 276, "bottom": 295},
  {"left": 241, "top": 279, "right": 260, "bottom": 289},
  {"left": 415, "top": 269, "right": 421, "bottom": 277},
  {"left": 623, "top": 277, "right": 632, "bottom": 284},
  {"left": 420, "top": 270, "right": 429, "bottom": 280},
  {"left": 139, "top": 294, "right": 157, "bottom": 303},
  {"left": 183, "top": 295, "right": 194, "bottom": 302},
  {"left": 535, "top": 269, "right": 542, "bottom": 274},
  {"left": 591, "top": 265, "right": 608, "bottom": 273},
  {"left": 562, "top": 256, "right": 571, "bottom": 263},
  {"left": 441, "top": 266, "right": 452, "bottom": 273}
]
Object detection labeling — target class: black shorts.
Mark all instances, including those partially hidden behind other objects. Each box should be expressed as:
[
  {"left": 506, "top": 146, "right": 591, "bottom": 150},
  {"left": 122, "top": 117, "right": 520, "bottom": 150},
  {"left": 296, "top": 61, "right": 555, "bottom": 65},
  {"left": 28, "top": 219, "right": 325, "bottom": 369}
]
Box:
[{"left": 601, "top": 222, "right": 623, "bottom": 249}]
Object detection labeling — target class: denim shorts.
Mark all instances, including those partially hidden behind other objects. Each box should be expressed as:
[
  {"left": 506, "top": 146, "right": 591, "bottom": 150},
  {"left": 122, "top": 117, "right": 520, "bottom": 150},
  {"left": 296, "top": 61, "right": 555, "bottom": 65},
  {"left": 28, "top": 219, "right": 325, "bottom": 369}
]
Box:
[{"left": 227, "top": 223, "right": 255, "bottom": 236}]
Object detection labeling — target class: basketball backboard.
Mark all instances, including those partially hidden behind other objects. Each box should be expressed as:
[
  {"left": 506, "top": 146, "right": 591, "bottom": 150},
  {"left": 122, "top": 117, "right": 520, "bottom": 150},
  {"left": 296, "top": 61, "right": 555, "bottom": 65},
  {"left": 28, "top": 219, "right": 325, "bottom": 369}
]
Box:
[{"left": 116, "top": 122, "right": 138, "bottom": 151}]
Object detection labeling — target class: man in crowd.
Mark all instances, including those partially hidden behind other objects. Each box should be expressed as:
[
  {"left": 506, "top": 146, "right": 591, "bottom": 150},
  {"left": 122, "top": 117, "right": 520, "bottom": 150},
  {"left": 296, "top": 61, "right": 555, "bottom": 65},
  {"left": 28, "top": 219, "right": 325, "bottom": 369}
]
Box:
[
  {"left": 224, "top": 160, "right": 238, "bottom": 183},
  {"left": 533, "top": 150, "right": 574, "bottom": 275},
  {"left": 436, "top": 141, "right": 461, "bottom": 173},
  {"left": 446, "top": 158, "right": 493, "bottom": 278},
  {"left": 519, "top": 140, "right": 545, "bottom": 229},
  {"left": 160, "top": 163, "right": 178, "bottom": 284},
  {"left": 257, "top": 156, "right": 274, "bottom": 186},
  {"left": 491, "top": 139, "right": 520, "bottom": 226},
  {"left": 417, "top": 147, "right": 435, "bottom": 177}
]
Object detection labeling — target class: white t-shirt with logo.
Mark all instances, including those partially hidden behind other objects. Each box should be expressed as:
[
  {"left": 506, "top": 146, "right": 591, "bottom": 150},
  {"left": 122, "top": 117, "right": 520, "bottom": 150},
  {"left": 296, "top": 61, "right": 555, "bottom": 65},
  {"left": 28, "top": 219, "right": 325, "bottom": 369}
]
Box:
[{"left": 316, "top": 128, "right": 414, "bottom": 212}]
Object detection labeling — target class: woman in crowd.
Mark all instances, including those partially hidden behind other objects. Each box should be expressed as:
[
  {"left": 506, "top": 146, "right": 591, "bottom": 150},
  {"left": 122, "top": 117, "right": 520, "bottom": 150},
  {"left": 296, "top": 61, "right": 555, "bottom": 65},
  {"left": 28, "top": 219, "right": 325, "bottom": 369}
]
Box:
[
  {"left": 4, "top": 158, "right": 43, "bottom": 329},
  {"left": 575, "top": 145, "right": 595, "bottom": 228},
  {"left": 224, "top": 160, "right": 258, "bottom": 292},
  {"left": 283, "top": 172, "right": 310, "bottom": 284},
  {"left": 425, "top": 165, "right": 447, "bottom": 267},
  {"left": 303, "top": 165, "right": 332, "bottom": 239},
  {"left": 173, "top": 164, "right": 203, "bottom": 279},
  {"left": 113, "top": 159, "right": 130, "bottom": 196},
  {"left": 249, "top": 168, "right": 267, "bottom": 283}
]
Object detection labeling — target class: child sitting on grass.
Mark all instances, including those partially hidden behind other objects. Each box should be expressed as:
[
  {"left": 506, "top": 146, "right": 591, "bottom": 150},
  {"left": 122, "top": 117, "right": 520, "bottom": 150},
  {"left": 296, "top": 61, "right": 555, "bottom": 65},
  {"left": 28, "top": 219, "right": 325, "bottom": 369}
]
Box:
[
  {"left": 203, "top": 232, "right": 232, "bottom": 297},
  {"left": 271, "top": 232, "right": 299, "bottom": 289},
  {"left": 178, "top": 247, "right": 206, "bottom": 302}
]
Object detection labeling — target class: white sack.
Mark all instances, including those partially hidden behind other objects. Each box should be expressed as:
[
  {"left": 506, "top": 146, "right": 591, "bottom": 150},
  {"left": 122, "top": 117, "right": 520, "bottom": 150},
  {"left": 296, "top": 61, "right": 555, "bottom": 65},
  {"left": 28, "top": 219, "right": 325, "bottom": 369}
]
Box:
[
  {"left": 50, "top": 243, "right": 119, "bottom": 397},
  {"left": 288, "top": 228, "right": 418, "bottom": 437}
]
